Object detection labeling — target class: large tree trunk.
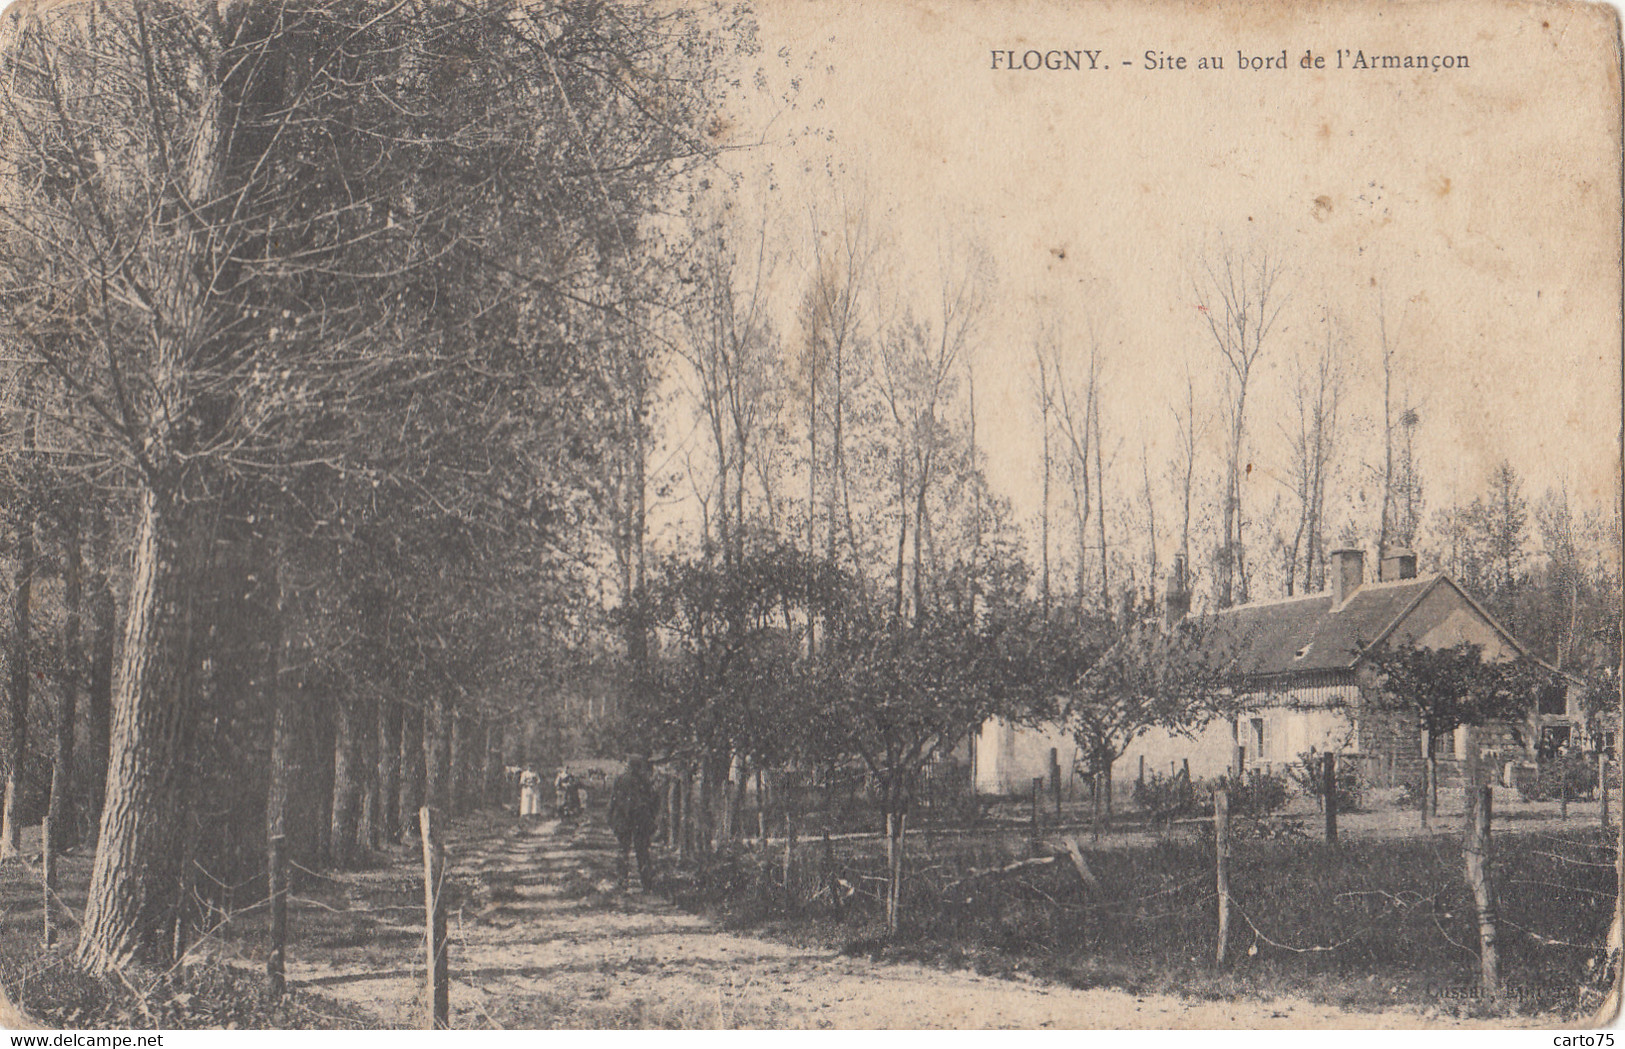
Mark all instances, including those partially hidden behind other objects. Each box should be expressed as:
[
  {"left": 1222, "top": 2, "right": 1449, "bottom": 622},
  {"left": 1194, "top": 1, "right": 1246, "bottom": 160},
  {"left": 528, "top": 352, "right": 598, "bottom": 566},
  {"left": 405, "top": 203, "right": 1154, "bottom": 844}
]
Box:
[
  {"left": 398, "top": 705, "right": 425, "bottom": 843},
  {"left": 330, "top": 696, "right": 363, "bottom": 869},
  {"left": 357, "top": 695, "right": 379, "bottom": 852},
  {"left": 48, "top": 511, "right": 82, "bottom": 852},
  {"left": 378, "top": 700, "right": 402, "bottom": 845},
  {"left": 1, "top": 495, "right": 33, "bottom": 860},
  {"left": 884, "top": 806, "right": 908, "bottom": 934},
  {"left": 266, "top": 607, "right": 297, "bottom": 847},
  {"left": 424, "top": 694, "right": 451, "bottom": 814},
  {"left": 77, "top": 489, "right": 209, "bottom": 971},
  {"left": 696, "top": 759, "right": 715, "bottom": 856},
  {"left": 85, "top": 544, "right": 116, "bottom": 842},
  {"left": 480, "top": 719, "right": 498, "bottom": 810},
  {"left": 76, "top": 0, "right": 227, "bottom": 965},
  {"left": 448, "top": 711, "right": 465, "bottom": 816},
  {"left": 1103, "top": 756, "right": 1115, "bottom": 831},
  {"left": 266, "top": 567, "right": 298, "bottom": 982},
  {"left": 306, "top": 692, "right": 335, "bottom": 864}
]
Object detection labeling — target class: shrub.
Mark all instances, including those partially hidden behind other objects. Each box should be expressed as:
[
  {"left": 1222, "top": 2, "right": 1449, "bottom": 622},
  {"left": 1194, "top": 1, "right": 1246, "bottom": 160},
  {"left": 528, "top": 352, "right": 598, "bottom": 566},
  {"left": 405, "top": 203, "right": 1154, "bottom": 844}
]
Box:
[
  {"left": 1285, "top": 752, "right": 1363, "bottom": 812},
  {"left": 1517, "top": 751, "right": 1599, "bottom": 802},
  {"left": 1131, "top": 771, "right": 1201, "bottom": 822},
  {"left": 1217, "top": 768, "right": 1290, "bottom": 816},
  {"left": 1396, "top": 780, "right": 1426, "bottom": 809}
]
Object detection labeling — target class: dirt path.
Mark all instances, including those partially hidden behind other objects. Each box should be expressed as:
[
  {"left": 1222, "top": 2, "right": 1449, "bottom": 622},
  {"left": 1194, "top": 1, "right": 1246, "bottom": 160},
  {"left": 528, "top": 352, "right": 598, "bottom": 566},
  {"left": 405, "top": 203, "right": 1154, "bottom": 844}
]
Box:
[{"left": 283, "top": 813, "right": 1522, "bottom": 1030}]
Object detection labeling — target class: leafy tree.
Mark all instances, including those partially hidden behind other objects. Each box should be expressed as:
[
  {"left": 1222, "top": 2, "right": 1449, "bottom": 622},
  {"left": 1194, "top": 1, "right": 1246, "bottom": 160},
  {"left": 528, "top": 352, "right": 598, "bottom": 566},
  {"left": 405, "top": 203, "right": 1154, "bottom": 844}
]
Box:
[
  {"left": 815, "top": 552, "right": 1049, "bottom": 932},
  {"left": 1365, "top": 641, "right": 1553, "bottom": 819},
  {"left": 0, "top": 0, "right": 743, "bottom": 969},
  {"left": 623, "top": 539, "right": 831, "bottom": 850},
  {"left": 1062, "top": 612, "right": 1231, "bottom": 829}
]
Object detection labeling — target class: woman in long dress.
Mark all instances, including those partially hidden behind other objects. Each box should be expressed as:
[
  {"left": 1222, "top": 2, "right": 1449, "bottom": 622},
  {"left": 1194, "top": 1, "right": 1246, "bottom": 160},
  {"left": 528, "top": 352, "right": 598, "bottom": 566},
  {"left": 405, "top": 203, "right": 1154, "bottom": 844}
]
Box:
[{"left": 518, "top": 768, "right": 541, "bottom": 816}]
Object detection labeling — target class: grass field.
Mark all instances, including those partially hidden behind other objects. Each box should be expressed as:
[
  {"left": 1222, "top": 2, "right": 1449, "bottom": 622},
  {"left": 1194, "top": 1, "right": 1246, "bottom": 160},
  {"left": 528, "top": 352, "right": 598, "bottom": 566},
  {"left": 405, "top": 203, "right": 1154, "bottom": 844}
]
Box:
[
  {"left": 669, "top": 811, "right": 1619, "bottom": 1020},
  {"left": 1, "top": 799, "right": 1616, "bottom": 1027}
]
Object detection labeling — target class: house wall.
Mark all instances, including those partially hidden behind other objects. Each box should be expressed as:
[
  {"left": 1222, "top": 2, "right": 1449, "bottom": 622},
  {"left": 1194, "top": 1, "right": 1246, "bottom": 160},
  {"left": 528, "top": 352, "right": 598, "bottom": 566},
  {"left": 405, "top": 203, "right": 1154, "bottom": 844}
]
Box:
[
  {"left": 972, "top": 718, "right": 1081, "bottom": 796},
  {"left": 978, "top": 581, "right": 1566, "bottom": 799},
  {"left": 1387, "top": 582, "right": 1520, "bottom": 659},
  {"left": 1358, "top": 695, "right": 1532, "bottom": 790},
  {"left": 1357, "top": 581, "right": 1564, "bottom": 787},
  {"left": 1118, "top": 720, "right": 1243, "bottom": 782}
]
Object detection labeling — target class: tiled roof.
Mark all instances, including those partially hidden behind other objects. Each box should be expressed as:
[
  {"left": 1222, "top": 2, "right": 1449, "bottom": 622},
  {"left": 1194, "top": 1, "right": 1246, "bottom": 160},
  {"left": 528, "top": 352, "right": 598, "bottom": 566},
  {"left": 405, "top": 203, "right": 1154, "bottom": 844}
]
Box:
[{"left": 1209, "top": 576, "right": 1441, "bottom": 679}]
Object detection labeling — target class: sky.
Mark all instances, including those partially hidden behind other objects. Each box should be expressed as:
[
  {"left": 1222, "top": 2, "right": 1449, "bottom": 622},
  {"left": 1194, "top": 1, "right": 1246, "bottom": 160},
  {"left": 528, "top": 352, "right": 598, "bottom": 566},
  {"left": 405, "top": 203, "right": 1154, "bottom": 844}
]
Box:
[{"left": 678, "top": 0, "right": 1622, "bottom": 587}]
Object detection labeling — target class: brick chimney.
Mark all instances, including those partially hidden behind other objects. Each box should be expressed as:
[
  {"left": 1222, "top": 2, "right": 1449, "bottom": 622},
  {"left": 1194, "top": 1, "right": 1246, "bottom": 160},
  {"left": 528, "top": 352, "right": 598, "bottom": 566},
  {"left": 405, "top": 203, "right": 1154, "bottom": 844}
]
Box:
[
  {"left": 1378, "top": 548, "right": 1418, "bottom": 582},
  {"left": 1331, "top": 548, "right": 1365, "bottom": 607},
  {"left": 1164, "top": 554, "right": 1191, "bottom": 625}
]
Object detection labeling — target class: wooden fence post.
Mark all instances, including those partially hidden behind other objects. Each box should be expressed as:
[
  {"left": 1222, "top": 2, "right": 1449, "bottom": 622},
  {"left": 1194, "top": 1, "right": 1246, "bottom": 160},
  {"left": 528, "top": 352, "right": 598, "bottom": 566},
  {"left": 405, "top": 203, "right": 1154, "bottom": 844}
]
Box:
[
  {"left": 1214, "top": 789, "right": 1231, "bottom": 968},
  {"left": 41, "top": 815, "right": 55, "bottom": 946},
  {"left": 1462, "top": 785, "right": 1500, "bottom": 995},
  {"left": 1031, "top": 776, "right": 1043, "bottom": 851},
  {"left": 419, "top": 806, "right": 449, "bottom": 1029},
  {"left": 268, "top": 833, "right": 287, "bottom": 998},
  {"left": 1051, "top": 751, "right": 1063, "bottom": 818},
  {"left": 1323, "top": 753, "right": 1338, "bottom": 844}
]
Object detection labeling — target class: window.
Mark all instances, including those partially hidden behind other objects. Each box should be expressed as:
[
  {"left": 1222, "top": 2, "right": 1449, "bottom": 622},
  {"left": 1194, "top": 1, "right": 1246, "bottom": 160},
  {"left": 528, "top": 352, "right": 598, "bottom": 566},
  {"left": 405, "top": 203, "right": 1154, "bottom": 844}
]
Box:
[
  {"left": 1538, "top": 725, "right": 1573, "bottom": 760},
  {"left": 1538, "top": 683, "right": 1568, "bottom": 717},
  {"left": 1251, "top": 718, "right": 1266, "bottom": 760}
]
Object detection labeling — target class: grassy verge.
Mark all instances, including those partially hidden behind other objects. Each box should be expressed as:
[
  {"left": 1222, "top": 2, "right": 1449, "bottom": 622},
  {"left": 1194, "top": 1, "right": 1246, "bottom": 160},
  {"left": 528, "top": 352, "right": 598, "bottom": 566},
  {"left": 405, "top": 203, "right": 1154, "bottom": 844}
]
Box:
[
  {"left": 664, "top": 817, "right": 1617, "bottom": 1021},
  {"left": 0, "top": 831, "right": 393, "bottom": 1029}
]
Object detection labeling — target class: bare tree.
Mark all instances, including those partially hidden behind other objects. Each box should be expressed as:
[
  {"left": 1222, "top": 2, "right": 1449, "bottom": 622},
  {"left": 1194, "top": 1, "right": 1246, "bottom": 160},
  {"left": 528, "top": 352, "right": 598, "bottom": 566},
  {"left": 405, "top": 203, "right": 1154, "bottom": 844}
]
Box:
[
  {"left": 1376, "top": 292, "right": 1398, "bottom": 560},
  {"left": 1282, "top": 313, "right": 1342, "bottom": 595},
  {"left": 1048, "top": 334, "right": 1101, "bottom": 610},
  {"left": 1170, "top": 369, "right": 1204, "bottom": 588},
  {"left": 1372, "top": 292, "right": 1425, "bottom": 556},
  {"left": 800, "top": 198, "right": 876, "bottom": 571},
  {"left": 1035, "top": 336, "right": 1055, "bottom": 620},
  {"left": 874, "top": 248, "right": 989, "bottom": 623},
  {"left": 1395, "top": 405, "right": 1423, "bottom": 549},
  {"left": 1195, "top": 245, "right": 1286, "bottom": 608},
  {"left": 680, "top": 214, "right": 783, "bottom": 568},
  {"left": 1140, "top": 440, "right": 1158, "bottom": 614}
]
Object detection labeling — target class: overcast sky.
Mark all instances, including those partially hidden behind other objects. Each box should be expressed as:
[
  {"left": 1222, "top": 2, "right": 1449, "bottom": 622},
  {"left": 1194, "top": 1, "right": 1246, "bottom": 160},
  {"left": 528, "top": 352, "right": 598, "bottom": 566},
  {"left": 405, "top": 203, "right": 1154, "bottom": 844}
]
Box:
[{"left": 692, "top": 0, "right": 1621, "bottom": 575}]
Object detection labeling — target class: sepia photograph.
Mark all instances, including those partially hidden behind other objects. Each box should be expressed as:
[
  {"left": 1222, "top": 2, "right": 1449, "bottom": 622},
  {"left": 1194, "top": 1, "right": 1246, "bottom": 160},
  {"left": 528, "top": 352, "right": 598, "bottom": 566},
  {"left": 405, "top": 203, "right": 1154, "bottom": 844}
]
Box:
[{"left": 0, "top": 0, "right": 1618, "bottom": 1031}]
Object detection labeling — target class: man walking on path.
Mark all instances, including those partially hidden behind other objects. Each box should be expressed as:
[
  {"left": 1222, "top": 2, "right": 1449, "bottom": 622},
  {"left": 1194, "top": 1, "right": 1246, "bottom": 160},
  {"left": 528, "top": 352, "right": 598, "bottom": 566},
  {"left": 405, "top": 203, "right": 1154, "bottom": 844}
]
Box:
[{"left": 609, "top": 755, "right": 660, "bottom": 890}]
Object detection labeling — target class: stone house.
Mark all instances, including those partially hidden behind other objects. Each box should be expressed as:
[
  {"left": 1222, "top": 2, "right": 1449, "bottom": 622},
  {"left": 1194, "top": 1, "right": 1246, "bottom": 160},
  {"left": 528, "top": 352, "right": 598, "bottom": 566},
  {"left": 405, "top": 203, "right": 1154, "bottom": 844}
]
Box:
[{"left": 971, "top": 547, "right": 1580, "bottom": 795}]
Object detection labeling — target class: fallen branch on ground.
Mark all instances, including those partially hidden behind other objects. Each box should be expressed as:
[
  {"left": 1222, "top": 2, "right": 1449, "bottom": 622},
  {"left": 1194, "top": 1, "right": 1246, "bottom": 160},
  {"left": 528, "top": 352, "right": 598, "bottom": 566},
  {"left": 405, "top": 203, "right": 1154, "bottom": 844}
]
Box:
[
  {"left": 940, "top": 838, "right": 1111, "bottom": 897},
  {"left": 941, "top": 854, "right": 1058, "bottom": 893}
]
